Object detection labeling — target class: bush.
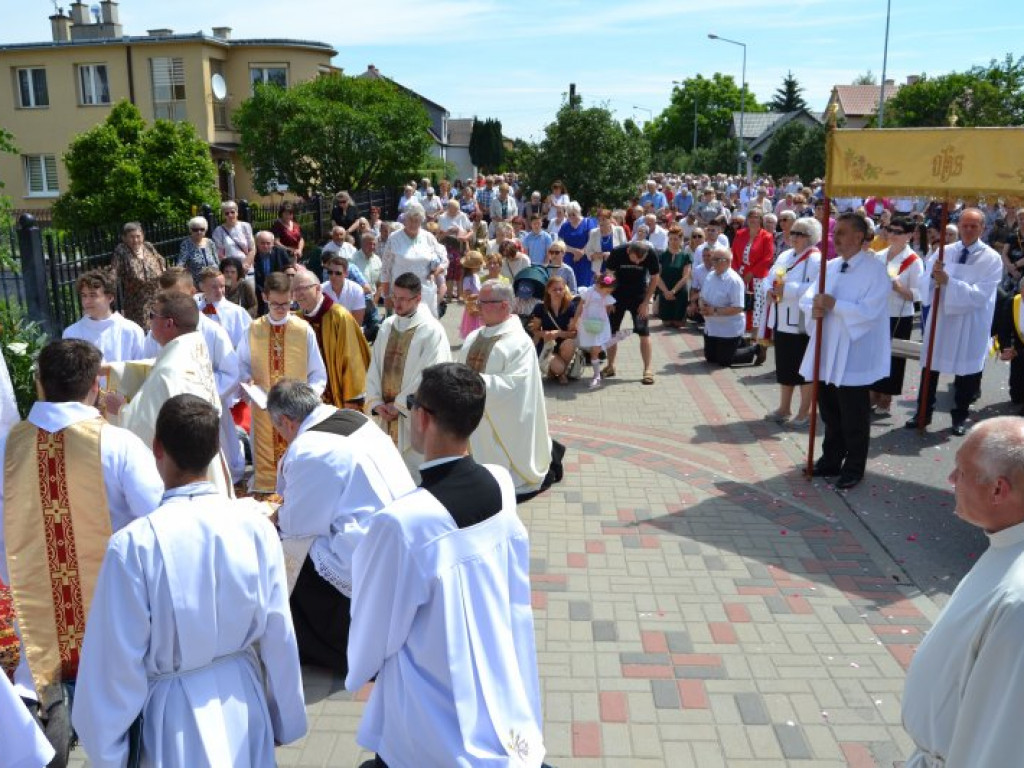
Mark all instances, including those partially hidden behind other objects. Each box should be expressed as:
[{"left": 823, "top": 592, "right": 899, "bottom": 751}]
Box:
[{"left": 0, "top": 303, "right": 49, "bottom": 418}]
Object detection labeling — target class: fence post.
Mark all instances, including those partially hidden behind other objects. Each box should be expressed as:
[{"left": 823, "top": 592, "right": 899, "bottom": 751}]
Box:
[
  {"left": 312, "top": 193, "right": 324, "bottom": 242},
  {"left": 17, "top": 214, "right": 55, "bottom": 337},
  {"left": 201, "top": 203, "right": 214, "bottom": 233},
  {"left": 239, "top": 199, "right": 250, "bottom": 223}
]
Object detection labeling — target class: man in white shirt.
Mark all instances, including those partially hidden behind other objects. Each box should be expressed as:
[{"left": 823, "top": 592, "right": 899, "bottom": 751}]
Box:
[
  {"left": 631, "top": 213, "right": 668, "bottom": 251},
  {"left": 907, "top": 207, "right": 1002, "bottom": 435},
  {"left": 347, "top": 363, "right": 547, "bottom": 767},
  {"left": 321, "top": 255, "right": 367, "bottom": 324},
  {"left": 73, "top": 394, "right": 307, "bottom": 767},
  {"left": 62, "top": 269, "right": 145, "bottom": 364},
  {"left": 800, "top": 213, "right": 890, "bottom": 489},
  {"left": 321, "top": 225, "right": 358, "bottom": 263},
  {"left": 268, "top": 380, "right": 414, "bottom": 675},
  {"left": 902, "top": 417, "right": 1024, "bottom": 767}
]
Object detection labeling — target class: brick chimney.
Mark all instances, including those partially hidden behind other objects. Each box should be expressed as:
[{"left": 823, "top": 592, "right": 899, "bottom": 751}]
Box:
[{"left": 50, "top": 9, "right": 72, "bottom": 42}]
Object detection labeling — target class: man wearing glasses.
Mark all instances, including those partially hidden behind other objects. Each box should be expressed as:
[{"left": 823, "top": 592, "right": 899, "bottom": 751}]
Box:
[{"left": 237, "top": 272, "right": 326, "bottom": 494}]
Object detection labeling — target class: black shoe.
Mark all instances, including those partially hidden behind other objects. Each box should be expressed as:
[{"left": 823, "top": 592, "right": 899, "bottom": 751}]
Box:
[
  {"left": 812, "top": 462, "right": 842, "bottom": 477},
  {"left": 753, "top": 345, "right": 767, "bottom": 366},
  {"left": 835, "top": 473, "right": 862, "bottom": 490},
  {"left": 904, "top": 416, "right": 931, "bottom": 429},
  {"left": 951, "top": 420, "right": 969, "bottom": 436}
]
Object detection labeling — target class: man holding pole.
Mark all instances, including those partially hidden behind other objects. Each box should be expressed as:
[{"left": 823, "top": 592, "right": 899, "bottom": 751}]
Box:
[
  {"left": 906, "top": 207, "right": 1002, "bottom": 436},
  {"left": 800, "top": 212, "right": 890, "bottom": 490}
]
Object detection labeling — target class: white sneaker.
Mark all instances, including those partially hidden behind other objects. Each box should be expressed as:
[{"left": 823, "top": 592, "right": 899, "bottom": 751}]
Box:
[{"left": 589, "top": 376, "right": 602, "bottom": 389}]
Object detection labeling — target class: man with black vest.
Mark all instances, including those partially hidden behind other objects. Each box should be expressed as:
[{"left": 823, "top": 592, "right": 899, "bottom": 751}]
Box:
[{"left": 267, "top": 379, "right": 414, "bottom": 676}]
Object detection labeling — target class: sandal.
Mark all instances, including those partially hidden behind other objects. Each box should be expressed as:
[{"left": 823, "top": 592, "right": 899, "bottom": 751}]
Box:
[
  {"left": 557, "top": 374, "right": 569, "bottom": 385},
  {"left": 601, "top": 365, "right": 616, "bottom": 377},
  {"left": 641, "top": 370, "right": 655, "bottom": 385}
]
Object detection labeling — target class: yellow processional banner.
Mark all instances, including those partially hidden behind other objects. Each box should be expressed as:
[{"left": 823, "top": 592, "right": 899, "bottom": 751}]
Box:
[{"left": 826, "top": 127, "right": 1024, "bottom": 200}]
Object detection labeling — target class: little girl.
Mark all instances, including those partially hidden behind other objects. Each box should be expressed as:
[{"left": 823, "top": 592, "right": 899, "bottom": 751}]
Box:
[
  {"left": 573, "top": 273, "right": 616, "bottom": 389},
  {"left": 459, "top": 251, "right": 485, "bottom": 339}
]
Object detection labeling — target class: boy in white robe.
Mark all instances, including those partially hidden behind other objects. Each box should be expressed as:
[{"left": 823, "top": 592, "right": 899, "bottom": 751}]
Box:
[
  {"left": 62, "top": 268, "right": 145, "bottom": 364},
  {"left": 196, "top": 265, "right": 252, "bottom": 349},
  {"left": 457, "top": 279, "right": 556, "bottom": 498},
  {"left": 903, "top": 417, "right": 1024, "bottom": 766},
  {"left": 268, "top": 379, "right": 415, "bottom": 675},
  {"left": 73, "top": 394, "right": 306, "bottom": 768},
  {"left": 0, "top": 670, "right": 53, "bottom": 768},
  {"left": 367, "top": 273, "right": 451, "bottom": 477},
  {"left": 347, "top": 363, "right": 546, "bottom": 767}
]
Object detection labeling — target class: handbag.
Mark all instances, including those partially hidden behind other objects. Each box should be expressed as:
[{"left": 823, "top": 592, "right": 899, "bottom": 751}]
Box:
[
  {"left": 582, "top": 318, "right": 604, "bottom": 334},
  {"left": 567, "top": 348, "right": 587, "bottom": 379}
]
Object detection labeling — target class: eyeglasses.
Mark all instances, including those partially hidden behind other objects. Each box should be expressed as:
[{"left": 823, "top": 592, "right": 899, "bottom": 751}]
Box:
[
  {"left": 267, "top": 301, "right": 292, "bottom": 310},
  {"left": 406, "top": 393, "right": 433, "bottom": 413},
  {"left": 190, "top": 228, "right": 206, "bottom": 233},
  {"left": 479, "top": 299, "right": 506, "bottom": 305},
  {"left": 223, "top": 210, "right": 237, "bottom": 216},
  {"left": 326, "top": 269, "right": 346, "bottom": 276},
  {"left": 292, "top": 283, "right": 316, "bottom": 293},
  {"left": 148, "top": 311, "right": 169, "bottom": 321},
  {"left": 791, "top": 231, "right": 809, "bottom": 237}
]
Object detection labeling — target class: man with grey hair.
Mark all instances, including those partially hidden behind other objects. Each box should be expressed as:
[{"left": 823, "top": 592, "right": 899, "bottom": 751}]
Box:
[
  {"left": 268, "top": 378, "right": 414, "bottom": 676},
  {"left": 252, "top": 230, "right": 292, "bottom": 315},
  {"left": 458, "top": 279, "right": 561, "bottom": 499},
  {"left": 903, "top": 416, "right": 1024, "bottom": 766}
]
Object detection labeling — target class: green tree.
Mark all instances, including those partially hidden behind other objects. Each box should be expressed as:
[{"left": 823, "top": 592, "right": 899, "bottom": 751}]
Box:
[
  {"left": 52, "top": 101, "right": 219, "bottom": 230},
  {"left": 757, "top": 122, "right": 809, "bottom": 178},
  {"left": 881, "top": 55, "right": 1024, "bottom": 128},
  {"left": 469, "top": 118, "right": 505, "bottom": 174},
  {"left": 648, "top": 74, "right": 765, "bottom": 156},
  {"left": 769, "top": 71, "right": 808, "bottom": 112},
  {"left": 853, "top": 71, "right": 877, "bottom": 85},
  {"left": 0, "top": 127, "right": 16, "bottom": 268},
  {"left": 234, "top": 73, "right": 433, "bottom": 195},
  {"left": 527, "top": 102, "right": 649, "bottom": 211},
  {"left": 788, "top": 124, "right": 826, "bottom": 182},
  {"left": 504, "top": 138, "right": 539, "bottom": 185}
]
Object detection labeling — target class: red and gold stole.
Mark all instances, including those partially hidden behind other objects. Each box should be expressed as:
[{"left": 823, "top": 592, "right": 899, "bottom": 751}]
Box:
[
  {"left": 249, "top": 316, "right": 309, "bottom": 493},
  {"left": 3, "top": 418, "right": 109, "bottom": 709}
]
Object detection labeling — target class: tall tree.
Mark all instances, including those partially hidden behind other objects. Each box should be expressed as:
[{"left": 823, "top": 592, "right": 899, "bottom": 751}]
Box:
[
  {"left": 770, "top": 71, "right": 808, "bottom": 112},
  {"left": 758, "top": 122, "right": 809, "bottom": 178},
  {"left": 648, "top": 74, "right": 765, "bottom": 156},
  {"left": 469, "top": 118, "right": 505, "bottom": 174},
  {"left": 881, "top": 54, "right": 1024, "bottom": 128},
  {"left": 527, "top": 102, "right": 649, "bottom": 211},
  {"left": 52, "top": 101, "right": 219, "bottom": 230},
  {"left": 234, "top": 73, "right": 433, "bottom": 195},
  {"left": 853, "top": 71, "right": 878, "bottom": 85},
  {"left": 0, "top": 127, "right": 16, "bottom": 268}
]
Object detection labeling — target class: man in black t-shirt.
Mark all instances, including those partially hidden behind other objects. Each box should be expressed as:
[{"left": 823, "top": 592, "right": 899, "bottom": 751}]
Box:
[{"left": 603, "top": 241, "right": 662, "bottom": 384}]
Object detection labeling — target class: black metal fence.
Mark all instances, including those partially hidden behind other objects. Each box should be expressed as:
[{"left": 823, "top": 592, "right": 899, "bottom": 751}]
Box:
[{"left": 10, "top": 188, "right": 400, "bottom": 337}]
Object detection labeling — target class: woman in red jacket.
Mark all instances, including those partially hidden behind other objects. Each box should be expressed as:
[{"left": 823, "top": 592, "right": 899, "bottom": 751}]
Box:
[{"left": 731, "top": 209, "right": 775, "bottom": 335}]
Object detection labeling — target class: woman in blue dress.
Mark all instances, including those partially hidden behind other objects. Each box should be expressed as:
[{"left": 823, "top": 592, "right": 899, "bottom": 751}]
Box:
[{"left": 558, "top": 202, "right": 597, "bottom": 288}]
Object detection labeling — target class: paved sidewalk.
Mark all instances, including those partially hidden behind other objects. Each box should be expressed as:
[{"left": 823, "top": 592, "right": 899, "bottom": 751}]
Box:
[{"left": 69, "top": 313, "right": 933, "bottom": 767}]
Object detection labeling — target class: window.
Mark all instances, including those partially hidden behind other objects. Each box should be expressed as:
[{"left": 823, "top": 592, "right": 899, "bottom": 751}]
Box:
[
  {"left": 16, "top": 68, "right": 48, "bottom": 108},
  {"left": 150, "top": 57, "right": 186, "bottom": 121},
  {"left": 250, "top": 65, "right": 287, "bottom": 94},
  {"left": 78, "top": 64, "right": 110, "bottom": 105},
  {"left": 23, "top": 155, "right": 59, "bottom": 196},
  {"left": 210, "top": 59, "right": 230, "bottom": 130}
]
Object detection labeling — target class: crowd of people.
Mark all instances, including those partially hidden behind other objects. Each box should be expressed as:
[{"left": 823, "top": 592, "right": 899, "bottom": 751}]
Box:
[{"left": 3, "top": 168, "right": 1024, "bottom": 767}]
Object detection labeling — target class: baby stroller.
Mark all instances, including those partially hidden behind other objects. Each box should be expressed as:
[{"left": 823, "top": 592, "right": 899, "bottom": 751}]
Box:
[{"left": 512, "top": 265, "right": 548, "bottom": 326}]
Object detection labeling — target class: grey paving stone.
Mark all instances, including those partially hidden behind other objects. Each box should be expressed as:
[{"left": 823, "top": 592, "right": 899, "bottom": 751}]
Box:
[
  {"left": 569, "top": 601, "right": 592, "bottom": 621},
  {"left": 592, "top": 620, "right": 618, "bottom": 641},
  {"left": 773, "top": 723, "right": 813, "bottom": 759},
  {"left": 620, "top": 652, "right": 671, "bottom": 665},
  {"left": 735, "top": 692, "right": 771, "bottom": 725},
  {"left": 652, "top": 679, "right": 682, "bottom": 708},
  {"left": 674, "top": 665, "right": 727, "bottom": 679},
  {"left": 765, "top": 596, "right": 792, "bottom": 615},
  {"left": 835, "top": 605, "right": 868, "bottom": 624},
  {"left": 665, "top": 631, "right": 694, "bottom": 653}
]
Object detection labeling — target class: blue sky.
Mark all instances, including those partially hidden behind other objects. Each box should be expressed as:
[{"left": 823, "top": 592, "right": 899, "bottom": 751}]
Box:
[{"left": 6, "top": 0, "right": 1021, "bottom": 141}]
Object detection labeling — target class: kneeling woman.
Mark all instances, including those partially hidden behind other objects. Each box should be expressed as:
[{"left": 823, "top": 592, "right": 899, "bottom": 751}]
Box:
[
  {"left": 763, "top": 217, "right": 822, "bottom": 427},
  {"left": 529, "top": 275, "right": 579, "bottom": 384}
]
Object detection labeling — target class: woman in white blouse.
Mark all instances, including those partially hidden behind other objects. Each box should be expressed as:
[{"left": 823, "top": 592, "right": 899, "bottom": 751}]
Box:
[
  {"left": 584, "top": 209, "right": 628, "bottom": 276},
  {"left": 380, "top": 203, "right": 448, "bottom": 317},
  {"left": 870, "top": 216, "right": 924, "bottom": 415}
]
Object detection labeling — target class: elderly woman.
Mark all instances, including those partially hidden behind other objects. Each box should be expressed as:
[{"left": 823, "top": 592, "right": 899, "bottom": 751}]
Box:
[
  {"left": 177, "top": 216, "right": 218, "bottom": 286},
  {"left": 529, "top": 275, "right": 579, "bottom": 385},
  {"left": 459, "top": 183, "right": 480, "bottom": 221},
  {"left": 380, "top": 202, "right": 448, "bottom": 317},
  {"left": 775, "top": 210, "right": 796, "bottom": 255},
  {"left": 271, "top": 201, "right": 304, "bottom": 262},
  {"left": 870, "top": 216, "right": 924, "bottom": 416},
  {"left": 219, "top": 257, "right": 258, "bottom": 318},
  {"left": 699, "top": 245, "right": 763, "bottom": 367},
  {"left": 211, "top": 200, "right": 256, "bottom": 278},
  {"left": 585, "top": 209, "right": 628, "bottom": 277},
  {"left": 331, "top": 191, "right": 360, "bottom": 234},
  {"left": 762, "top": 217, "right": 822, "bottom": 427},
  {"left": 559, "top": 201, "right": 597, "bottom": 288},
  {"left": 110, "top": 221, "right": 166, "bottom": 330},
  {"left": 438, "top": 198, "right": 472, "bottom": 300},
  {"left": 397, "top": 184, "right": 418, "bottom": 213}
]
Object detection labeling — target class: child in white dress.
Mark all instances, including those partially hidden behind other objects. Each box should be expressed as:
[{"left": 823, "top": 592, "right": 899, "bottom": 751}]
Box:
[{"left": 573, "top": 273, "right": 616, "bottom": 388}]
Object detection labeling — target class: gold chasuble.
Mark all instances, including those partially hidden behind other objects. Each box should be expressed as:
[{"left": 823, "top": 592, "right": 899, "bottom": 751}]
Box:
[
  {"left": 250, "top": 316, "right": 309, "bottom": 492},
  {"left": 303, "top": 299, "right": 371, "bottom": 407},
  {"left": 3, "top": 418, "right": 109, "bottom": 709},
  {"left": 379, "top": 326, "right": 418, "bottom": 442},
  {"left": 464, "top": 333, "right": 506, "bottom": 373}
]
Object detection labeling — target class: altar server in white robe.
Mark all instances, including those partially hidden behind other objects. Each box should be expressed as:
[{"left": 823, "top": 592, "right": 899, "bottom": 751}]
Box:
[
  {"left": 104, "top": 292, "right": 234, "bottom": 496},
  {"left": 903, "top": 417, "right": 1024, "bottom": 767},
  {"left": 367, "top": 272, "right": 451, "bottom": 477},
  {"left": 196, "top": 265, "right": 252, "bottom": 348},
  {"left": 799, "top": 213, "right": 890, "bottom": 490},
  {"left": 138, "top": 268, "right": 244, "bottom": 482},
  {"left": 62, "top": 268, "right": 145, "bottom": 363},
  {"left": 458, "top": 279, "right": 555, "bottom": 498},
  {"left": 907, "top": 208, "right": 1002, "bottom": 436},
  {"left": 268, "top": 379, "right": 414, "bottom": 676},
  {"left": 73, "top": 394, "right": 306, "bottom": 768},
  {"left": 0, "top": 670, "right": 53, "bottom": 768},
  {"left": 347, "top": 363, "right": 546, "bottom": 767}
]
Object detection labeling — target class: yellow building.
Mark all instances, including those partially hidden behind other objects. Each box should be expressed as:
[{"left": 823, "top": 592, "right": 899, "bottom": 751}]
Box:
[{"left": 0, "top": 1, "right": 337, "bottom": 212}]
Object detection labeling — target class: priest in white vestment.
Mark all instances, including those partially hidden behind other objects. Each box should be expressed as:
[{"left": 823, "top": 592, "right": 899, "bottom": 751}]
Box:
[
  {"left": 73, "top": 394, "right": 306, "bottom": 768},
  {"left": 268, "top": 379, "right": 414, "bottom": 675},
  {"left": 903, "top": 417, "right": 1024, "bottom": 767},
  {"left": 909, "top": 208, "right": 1002, "bottom": 435},
  {"left": 799, "top": 213, "right": 890, "bottom": 489},
  {"left": 367, "top": 272, "right": 451, "bottom": 477},
  {"left": 104, "top": 292, "right": 234, "bottom": 496},
  {"left": 348, "top": 363, "right": 545, "bottom": 767},
  {"left": 0, "top": 670, "right": 54, "bottom": 768},
  {"left": 457, "top": 279, "right": 554, "bottom": 497}
]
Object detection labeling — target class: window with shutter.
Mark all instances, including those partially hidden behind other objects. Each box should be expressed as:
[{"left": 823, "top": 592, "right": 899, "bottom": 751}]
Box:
[
  {"left": 23, "top": 155, "right": 59, "bottom": 196},
  {"left": 150, "top": 57, "right": 186, "bottom": 121}
]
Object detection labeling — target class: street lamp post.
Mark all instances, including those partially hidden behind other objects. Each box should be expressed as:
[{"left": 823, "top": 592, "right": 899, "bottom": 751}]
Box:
[
  {"left": 633, "top": 105, "right": 652, "bottom": 126},
  {"left": 878, "top": 0, "right": 892, "bottom": 128},
  {"left": 708, "top": 33, "right": 747, "bottom": 176}
]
